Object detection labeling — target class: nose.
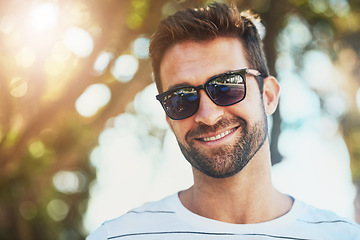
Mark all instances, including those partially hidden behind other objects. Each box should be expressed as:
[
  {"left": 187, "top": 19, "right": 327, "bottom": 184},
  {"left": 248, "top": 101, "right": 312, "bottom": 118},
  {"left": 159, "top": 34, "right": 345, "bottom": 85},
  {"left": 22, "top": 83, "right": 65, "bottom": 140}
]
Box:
[{"left": 194, "top": 90, "right": 224, "bottom": 125}]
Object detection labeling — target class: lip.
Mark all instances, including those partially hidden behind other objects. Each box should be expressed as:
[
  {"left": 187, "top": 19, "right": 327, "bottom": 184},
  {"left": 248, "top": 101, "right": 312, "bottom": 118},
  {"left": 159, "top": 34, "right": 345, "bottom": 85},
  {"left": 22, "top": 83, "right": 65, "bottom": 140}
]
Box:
[{"left": 195, "top": 126, "right": 239, "bottom": 144}]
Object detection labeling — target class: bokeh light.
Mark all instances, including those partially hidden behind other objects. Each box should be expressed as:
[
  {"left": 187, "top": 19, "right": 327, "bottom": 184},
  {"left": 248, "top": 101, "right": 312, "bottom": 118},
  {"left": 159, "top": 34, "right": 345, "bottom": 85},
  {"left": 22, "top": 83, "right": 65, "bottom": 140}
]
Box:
[
  {"left": 47, "top": 199, "right": 70, "bottom": 222},
  {"left": 280, "top": 15, "right": 312, "bottom": 51},
  {"left": 324, "top": 92, "right": 348, "bottom": 118},
  {"left": 329, "top": 0, "right": 350, "bottom": 16},
  {"left": 93, "top": 51, "right": 113, "bottom": 75},
  {"left": 10, "top": 77, "right": 28, "bottom": 98},
  {"left": 75, "top": 84, "right": 111, "bottom": 117},
  {"left": 133, "top": 83, "right": 167, "bottom": 128},
  {"left": 53, "top": 171, "right": 87, "bottom": 194},
  {"left": 111, "top": 54, "right": 139, "bottom": 82},
  {"left": 309, "top": 0, "right": 328, "bottom": 14},
  {"left": 303, "top": 50, "right": 335, "bottom": 93},
  {"left": 279, "top": 73, "right": 321, "bottom": 123},
  {"left": 64, "top": 27, "right": 94, "bottom": 58},
  {"left": 132, "top": 37, "right": 150, "bottom": 59},
  {"left": 19, "top": 201, "right": 38, "bottom": 220},
  {"left": 29, "top": 2, "right": 59, "bottom": 31},
  {"left": 28, "top": 140, "right": 46, "bottom": 159}
]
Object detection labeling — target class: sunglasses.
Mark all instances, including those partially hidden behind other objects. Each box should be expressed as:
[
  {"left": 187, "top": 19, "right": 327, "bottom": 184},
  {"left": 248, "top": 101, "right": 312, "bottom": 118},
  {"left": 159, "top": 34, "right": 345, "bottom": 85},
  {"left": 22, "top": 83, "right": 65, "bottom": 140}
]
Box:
[{"left": 156, "top": 68, "right": 261, "bottom": 120}]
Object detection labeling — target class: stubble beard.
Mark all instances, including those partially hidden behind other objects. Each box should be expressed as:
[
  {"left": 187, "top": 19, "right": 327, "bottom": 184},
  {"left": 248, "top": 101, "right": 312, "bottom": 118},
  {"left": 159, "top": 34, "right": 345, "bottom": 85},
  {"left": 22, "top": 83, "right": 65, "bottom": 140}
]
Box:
[{"left": 176, "top": 114, "right": 268, "bottom": 179}]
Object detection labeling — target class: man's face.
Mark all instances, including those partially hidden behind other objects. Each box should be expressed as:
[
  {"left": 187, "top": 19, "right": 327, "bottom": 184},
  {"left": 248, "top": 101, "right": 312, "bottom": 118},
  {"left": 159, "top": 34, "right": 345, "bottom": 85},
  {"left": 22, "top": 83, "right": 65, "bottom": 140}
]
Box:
[{"left": 160, "top": 37, "right": 269, "bottom": 178}]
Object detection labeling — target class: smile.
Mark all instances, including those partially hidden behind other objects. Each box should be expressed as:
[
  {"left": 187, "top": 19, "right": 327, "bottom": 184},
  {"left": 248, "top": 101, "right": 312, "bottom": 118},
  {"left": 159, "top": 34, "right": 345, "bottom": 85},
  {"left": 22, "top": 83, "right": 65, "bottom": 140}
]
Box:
[{"left": 200, "top": 128, "right": 237, "bottom": 142}]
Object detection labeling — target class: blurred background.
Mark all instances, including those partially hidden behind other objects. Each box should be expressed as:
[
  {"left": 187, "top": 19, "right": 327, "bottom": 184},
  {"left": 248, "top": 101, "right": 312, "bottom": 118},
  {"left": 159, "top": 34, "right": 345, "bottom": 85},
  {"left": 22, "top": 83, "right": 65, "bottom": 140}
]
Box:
[{"left": 0, "top": 0, "right": 359, "bottom": 239}]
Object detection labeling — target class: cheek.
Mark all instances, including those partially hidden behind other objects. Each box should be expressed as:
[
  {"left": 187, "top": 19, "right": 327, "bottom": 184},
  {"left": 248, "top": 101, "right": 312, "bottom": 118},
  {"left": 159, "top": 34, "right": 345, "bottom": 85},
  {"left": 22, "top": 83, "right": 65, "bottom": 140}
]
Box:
[
  {"left": 228, "top": 94, "right": 265, "bottom": 121},
  {"left": 228, "top": 97, "right": 253, "bottom": 117},
  {"left": 168, "top": 119, "right": 192, "bottom": 141}
]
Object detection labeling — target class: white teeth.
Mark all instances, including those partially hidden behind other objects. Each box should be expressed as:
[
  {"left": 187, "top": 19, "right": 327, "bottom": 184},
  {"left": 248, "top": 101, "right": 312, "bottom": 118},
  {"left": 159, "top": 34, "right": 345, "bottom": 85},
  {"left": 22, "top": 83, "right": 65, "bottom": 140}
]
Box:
[{"left": 202, "top": 129, "right": 235, "bottom": 142}]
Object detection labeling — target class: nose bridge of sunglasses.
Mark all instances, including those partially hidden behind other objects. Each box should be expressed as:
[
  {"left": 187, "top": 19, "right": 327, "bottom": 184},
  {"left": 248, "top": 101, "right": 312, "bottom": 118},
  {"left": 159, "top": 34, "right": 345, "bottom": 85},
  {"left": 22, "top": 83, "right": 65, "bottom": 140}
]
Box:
[
  {"left": 194, "top": 90, "right": 225, "bottom": 123},
  {"left": 197, "top": 87, "right": 220, "bottom": 109}
]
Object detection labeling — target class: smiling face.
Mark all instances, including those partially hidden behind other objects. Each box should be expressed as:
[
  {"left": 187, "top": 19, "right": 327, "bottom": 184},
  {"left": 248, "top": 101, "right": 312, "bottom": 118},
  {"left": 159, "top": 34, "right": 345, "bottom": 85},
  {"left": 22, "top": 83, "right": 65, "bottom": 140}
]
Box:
[{"left": 160, "top": 37, "right": 271, "bottom": 178}]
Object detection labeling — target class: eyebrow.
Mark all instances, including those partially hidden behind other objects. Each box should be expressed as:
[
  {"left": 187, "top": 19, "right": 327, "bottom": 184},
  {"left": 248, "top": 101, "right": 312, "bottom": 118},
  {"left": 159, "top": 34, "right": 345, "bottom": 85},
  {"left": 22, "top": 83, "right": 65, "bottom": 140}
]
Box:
[{"left": 165, "top": 82, "right": 194, "bottom": 92}]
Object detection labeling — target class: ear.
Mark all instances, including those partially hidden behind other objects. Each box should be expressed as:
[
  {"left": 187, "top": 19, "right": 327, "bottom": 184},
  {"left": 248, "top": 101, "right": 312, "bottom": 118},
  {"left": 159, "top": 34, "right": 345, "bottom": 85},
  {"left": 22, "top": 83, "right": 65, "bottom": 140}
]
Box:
[{"left": 262, "top": 76, "right": 280, "bottom": 115}]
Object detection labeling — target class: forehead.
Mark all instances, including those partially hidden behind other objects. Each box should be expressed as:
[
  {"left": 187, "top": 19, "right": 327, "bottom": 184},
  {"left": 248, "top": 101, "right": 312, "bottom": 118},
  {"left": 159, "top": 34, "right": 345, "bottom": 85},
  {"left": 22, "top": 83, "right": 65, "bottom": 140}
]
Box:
[{"left": 160, "top": 37, "right": 249, "bottom": 91}]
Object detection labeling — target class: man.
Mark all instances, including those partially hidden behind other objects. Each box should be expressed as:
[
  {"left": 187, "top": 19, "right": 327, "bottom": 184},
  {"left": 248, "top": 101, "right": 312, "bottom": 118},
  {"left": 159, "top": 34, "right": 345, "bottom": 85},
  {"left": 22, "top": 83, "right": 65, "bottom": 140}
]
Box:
[{"left": 87, "top": 3, "right": 360, "bottom": 239}]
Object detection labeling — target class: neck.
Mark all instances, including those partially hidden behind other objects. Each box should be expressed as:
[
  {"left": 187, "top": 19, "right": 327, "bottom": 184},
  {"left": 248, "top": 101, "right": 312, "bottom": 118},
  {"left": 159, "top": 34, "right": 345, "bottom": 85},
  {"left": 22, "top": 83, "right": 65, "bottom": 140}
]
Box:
[{"left": 179, "top": 140, "right": 293, "bottom": 224}]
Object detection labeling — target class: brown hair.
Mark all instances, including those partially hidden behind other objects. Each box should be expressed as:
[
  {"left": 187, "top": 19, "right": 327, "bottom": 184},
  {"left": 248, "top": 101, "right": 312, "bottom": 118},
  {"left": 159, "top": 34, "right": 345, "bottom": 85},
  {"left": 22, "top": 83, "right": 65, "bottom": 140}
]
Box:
[{"left": 149, "top": 2, "right": 269, "bottom": 93}]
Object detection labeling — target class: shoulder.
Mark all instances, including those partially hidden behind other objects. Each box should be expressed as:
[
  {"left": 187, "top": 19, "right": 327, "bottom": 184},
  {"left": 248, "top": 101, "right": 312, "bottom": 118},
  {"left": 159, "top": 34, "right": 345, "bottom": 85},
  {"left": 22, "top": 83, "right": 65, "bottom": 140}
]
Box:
[
  {"left": 294, "top": 199, "right": 360, "bottom": 237},
  {"left": 86, "top": 193, "right": 179, "bottom": 240},
  {"left": 295, "top": 199, "right": 357, "bottom": 225}
]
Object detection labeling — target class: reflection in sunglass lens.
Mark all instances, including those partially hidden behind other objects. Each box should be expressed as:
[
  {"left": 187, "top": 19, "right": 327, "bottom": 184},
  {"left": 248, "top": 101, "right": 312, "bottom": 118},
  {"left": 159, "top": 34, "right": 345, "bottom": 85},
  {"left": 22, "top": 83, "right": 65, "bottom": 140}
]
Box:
[
  {"left": 207, "top": 74, "right": 245, "bottom": 105},
  {"left": 162, "top": 88, "right": 199, "bottom": 119}
]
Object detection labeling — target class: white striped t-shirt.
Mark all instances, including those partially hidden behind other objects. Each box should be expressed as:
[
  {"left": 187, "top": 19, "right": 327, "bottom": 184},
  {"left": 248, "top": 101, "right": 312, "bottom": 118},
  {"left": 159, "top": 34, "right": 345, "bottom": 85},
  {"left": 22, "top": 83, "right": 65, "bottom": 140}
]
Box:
[{"left": 87, "top": 193, "right": 360, "bottom": 240}]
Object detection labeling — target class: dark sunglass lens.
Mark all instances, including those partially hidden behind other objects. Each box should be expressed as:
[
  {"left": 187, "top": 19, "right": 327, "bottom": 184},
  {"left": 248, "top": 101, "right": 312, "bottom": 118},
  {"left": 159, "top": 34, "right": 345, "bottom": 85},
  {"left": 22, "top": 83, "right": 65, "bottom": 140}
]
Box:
[
  {"left": 207, "top": 73, "right": 245, "bottom": 106},
  {"left": 161, "top": 88, "right": 199, "bottom": 119}
]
